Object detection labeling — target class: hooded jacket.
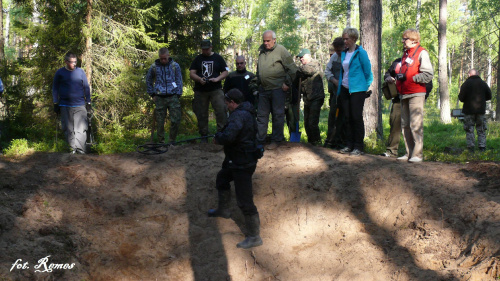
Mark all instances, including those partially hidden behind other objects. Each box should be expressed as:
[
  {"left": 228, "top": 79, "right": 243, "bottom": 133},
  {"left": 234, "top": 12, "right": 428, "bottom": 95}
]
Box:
[
  {"left": 146, "top": 58, "right": 183, "bottom": 96},
  {"left": 215, "top": 101, "right": 258, "bottom": 169},
  {"left": 336, "top": 45, "right": 373, "bottom": 95}
]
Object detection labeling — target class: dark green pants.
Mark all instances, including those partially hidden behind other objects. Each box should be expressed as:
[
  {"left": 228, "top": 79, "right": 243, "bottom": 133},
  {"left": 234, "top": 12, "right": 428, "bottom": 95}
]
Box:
[
  {"left": 193, "top": 89, "right": 227, "bottom": 136},
  {"left": 304, "top": 98, "right": 324, "bottom": 144}
]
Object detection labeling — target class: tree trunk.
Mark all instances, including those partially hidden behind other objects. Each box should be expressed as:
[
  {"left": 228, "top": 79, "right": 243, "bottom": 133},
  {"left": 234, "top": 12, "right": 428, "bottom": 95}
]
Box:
[
  {"left": 438, "top": 0, "right": 451, "bottom": 123},
  {"left": 84, "top": 0, "right": 93, "bottom": 92},
  {"left": 212, "top": 0, "right": 221, "bottom": 53},
  {"left": 5, "top": 3, "right": 10, "bottom": 47},
  {"left": 359, "top": 0, "right": 383, "bottom": 139},
  {"left": 470, "top": 39, "right": 474, "bottom": 69},
  {"left": 496, "top": 29, "right": 500, "bottom": 121},
  {"left": 346, "top": 0, "right": 351, "bottom": 27},
  {"left": 487, "top": 57, "right": 492, "bottom": 87},
  {"left": 416, "top": 0, "right": 421, "bottom": 31},
  {"left": 0, "top": 0, "right": 4, "bottom": 60}
]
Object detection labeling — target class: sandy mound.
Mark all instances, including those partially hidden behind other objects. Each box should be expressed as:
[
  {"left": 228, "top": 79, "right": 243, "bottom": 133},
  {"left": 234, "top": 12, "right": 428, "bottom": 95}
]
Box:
[{"left": 0, "top": 143, "right": 499, "bottom": 281}]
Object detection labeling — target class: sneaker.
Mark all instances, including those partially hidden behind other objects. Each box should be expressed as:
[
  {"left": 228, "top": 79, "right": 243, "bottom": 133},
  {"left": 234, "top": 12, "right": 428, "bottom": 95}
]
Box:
[
  {"left": 380, "top": 152, "right": 395, "bottom": 157},
  {"left": 265, "top": 142, "right": 279, "bottom": 150},
  {"left": 350, "top": 149, "right": 364, "bottom": 156},
  {"left": 397, "top": 155, "right": 409, "bottom": 161},
  {"left": 408, "top": 157, "right": 422, "bottom": 163},
  {"left": 339, "top": 147, "right": 352, "bottom": 154}
]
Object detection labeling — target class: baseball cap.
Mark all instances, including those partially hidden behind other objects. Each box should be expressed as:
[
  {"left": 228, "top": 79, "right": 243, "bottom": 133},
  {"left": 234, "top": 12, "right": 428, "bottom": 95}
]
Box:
[
  {"left": 296, "top": 49, "right": 311, "bottom": 58},
  {"left": 224, "top": 89, "right": 245, "bottom": 104},
  {"left": 201, "top": 40, "right": 212, "bottom": 49}
]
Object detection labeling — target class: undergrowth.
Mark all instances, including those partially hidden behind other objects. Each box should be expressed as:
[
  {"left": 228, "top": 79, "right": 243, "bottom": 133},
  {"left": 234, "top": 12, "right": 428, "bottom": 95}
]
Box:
[{"left": 2, "top": 99, "right": 500, "bottom": 163}]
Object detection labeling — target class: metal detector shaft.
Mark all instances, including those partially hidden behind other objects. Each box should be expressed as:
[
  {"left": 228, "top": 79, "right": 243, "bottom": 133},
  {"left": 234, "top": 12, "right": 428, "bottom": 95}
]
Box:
[{"left": 136, "top": 135, "right": 215, "bottom": 155}]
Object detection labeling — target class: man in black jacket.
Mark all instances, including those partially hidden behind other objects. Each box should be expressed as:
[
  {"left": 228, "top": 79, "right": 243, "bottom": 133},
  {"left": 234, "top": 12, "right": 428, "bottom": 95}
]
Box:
[
  {"left": 459, "top": 69, "right": 492, "bottom": 152},
  {"left": 223, "top": 56, "right": 256, "bottom": 108},
  {"left": 209, "top": 89, "right": 263, "bottom": 249}
]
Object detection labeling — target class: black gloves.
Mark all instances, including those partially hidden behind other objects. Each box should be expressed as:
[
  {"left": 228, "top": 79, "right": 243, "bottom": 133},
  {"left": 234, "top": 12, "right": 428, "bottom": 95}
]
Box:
[{"left": 53, "top": 103, "right": 60, "bottom": 115}]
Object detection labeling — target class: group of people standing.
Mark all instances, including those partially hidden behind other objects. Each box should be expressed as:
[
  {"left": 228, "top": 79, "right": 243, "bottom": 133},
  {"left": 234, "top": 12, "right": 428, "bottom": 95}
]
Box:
[{"left": 49, "top": 27, "right": 492, "bottom": 250}]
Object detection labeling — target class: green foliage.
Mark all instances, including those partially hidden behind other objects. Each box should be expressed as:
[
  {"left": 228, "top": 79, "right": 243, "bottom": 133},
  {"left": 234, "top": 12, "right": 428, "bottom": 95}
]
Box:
[{"left": 3, "top": 138, "right": 33, "bottom": 157}]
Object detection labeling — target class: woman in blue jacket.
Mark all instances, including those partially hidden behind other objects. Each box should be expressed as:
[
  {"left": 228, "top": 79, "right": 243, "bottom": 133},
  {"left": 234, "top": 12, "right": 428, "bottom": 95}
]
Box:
[{"left": 337, "top": 27, "right": 373, "bottom": 156}]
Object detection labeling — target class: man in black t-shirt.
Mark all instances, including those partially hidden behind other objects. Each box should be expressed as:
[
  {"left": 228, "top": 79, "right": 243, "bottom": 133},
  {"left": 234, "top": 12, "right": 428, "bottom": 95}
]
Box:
[{"left": 190, "top": 40, "right": 229, "bottom": 140}]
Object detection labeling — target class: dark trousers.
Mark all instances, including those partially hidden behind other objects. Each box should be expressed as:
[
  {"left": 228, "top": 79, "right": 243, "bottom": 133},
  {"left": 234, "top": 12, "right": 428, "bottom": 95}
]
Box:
[
  {"left": 325, "top": 94, "right": 346, "bottom": 148},
  {"left": 285, "top": 101, "right": 299, "bottom": 134},
  {"left": 215, "top": 165, "right": 258, "bottom": 216},
  {"left": 325, "top": 94, "right": 337, "bottom": 145},
  {"left": 386, "top": 101, "right": 401, "bottom": 155},
  {"left": 339, "top": 86, "right": 366, "bottom": 151},
  {"left": 257, "top": 88, "right": 286, "bottom": 143},
  {"left": 304, "top": 98, "right": 324, "bottom": 144}
]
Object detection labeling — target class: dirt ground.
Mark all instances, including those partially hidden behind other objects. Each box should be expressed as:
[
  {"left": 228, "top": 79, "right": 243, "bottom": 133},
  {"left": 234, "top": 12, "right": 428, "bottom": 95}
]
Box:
[{"left": 0, "top": 142, "right": 499, "bottom": 281}]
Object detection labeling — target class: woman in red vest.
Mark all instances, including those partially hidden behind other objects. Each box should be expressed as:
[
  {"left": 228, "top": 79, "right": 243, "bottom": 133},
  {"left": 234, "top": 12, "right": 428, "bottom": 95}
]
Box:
[{"left": 395, "top": 29, "right": 434, "bottom": 163}]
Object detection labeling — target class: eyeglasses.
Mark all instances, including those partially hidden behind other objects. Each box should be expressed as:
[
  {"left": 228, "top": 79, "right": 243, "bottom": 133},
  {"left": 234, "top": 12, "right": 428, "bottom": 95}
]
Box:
[
  {"left": 402, "top": 38, "right": 410, "bottom": 41},
  {"left": 67, "top": 60, "right": 77, "bottom": 65}
]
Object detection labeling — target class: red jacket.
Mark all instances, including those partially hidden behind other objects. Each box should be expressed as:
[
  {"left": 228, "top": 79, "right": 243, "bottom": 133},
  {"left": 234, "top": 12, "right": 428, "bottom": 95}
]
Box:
[{"left": 397, "top": 44, "right": 427, "bottom": 95}]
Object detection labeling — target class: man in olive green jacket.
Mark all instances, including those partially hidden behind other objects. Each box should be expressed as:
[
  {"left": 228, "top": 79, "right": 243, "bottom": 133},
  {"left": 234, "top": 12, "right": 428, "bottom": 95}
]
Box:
[{"left": 252, "top": 30, "right": 297, "bottom": 150}]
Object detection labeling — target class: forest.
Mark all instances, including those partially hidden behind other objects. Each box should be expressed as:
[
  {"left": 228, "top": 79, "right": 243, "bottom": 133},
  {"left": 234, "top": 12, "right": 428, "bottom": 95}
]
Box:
[{"left": 0, "top": 0, "right": 499, "bottom": 155}]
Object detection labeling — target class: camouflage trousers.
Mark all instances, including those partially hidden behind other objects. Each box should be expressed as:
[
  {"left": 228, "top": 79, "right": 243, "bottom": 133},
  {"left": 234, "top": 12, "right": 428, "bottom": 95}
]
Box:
[
  {"left": 463, "top": 114, "right": 487, "bottom": 149},
  {"left": 156, "top": 95, "right": 181, "bottom": 143}
]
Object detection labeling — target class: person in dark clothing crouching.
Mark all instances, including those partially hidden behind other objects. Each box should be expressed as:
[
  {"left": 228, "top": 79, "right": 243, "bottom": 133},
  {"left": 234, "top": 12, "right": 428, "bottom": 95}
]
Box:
[{"left": 209, "top": 88, "right": 263, "bottom": 249}]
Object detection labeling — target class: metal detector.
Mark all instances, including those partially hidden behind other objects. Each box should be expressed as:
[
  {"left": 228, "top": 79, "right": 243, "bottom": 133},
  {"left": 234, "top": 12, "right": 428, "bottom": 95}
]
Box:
[
  {"left": 86, "top": 108, "right": 97, "bottom": 153},
  {"left": 136, "top": 135, "right": 215, "bottom": 155}
]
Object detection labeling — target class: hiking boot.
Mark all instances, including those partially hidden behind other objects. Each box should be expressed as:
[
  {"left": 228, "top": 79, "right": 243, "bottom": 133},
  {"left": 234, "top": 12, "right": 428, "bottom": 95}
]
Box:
[
  {"left": 380, "top": 152, "right": 396, "bottom": 158},
  {"left": 237, "top": 236, "right": 263, "bottom": 249},
  {"left": 265, "top": 142, "right": 279, "bottom": 150},
  {"left": 408, "top": 157, "right": 422, "bottom": 163},
  {"left": 350, "top": 149, "right": 364, "bottom": 156},
  {"left": 397, "top": 155, "right": 409, "bottom": 161},
  {"left": 237, "top": 214, "right": 263, "bottom": 249},
  {"left": 207, "top": 189, "right": 231, "bottom": 219},
  {"left": 339, "top": 147, "right": 352, "bottom": 154}
]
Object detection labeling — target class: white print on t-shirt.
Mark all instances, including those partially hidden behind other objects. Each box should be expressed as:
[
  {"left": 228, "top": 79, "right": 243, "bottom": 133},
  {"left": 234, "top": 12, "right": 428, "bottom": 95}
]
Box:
[{"left": 202, "top": 61, "right": 214, "bottom": 78}]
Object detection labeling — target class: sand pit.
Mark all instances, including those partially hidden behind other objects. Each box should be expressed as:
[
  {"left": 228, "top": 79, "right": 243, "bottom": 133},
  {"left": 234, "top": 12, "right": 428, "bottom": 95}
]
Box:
[{"left": 1, "top": 143, "right": 499, "bottom": 280}]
